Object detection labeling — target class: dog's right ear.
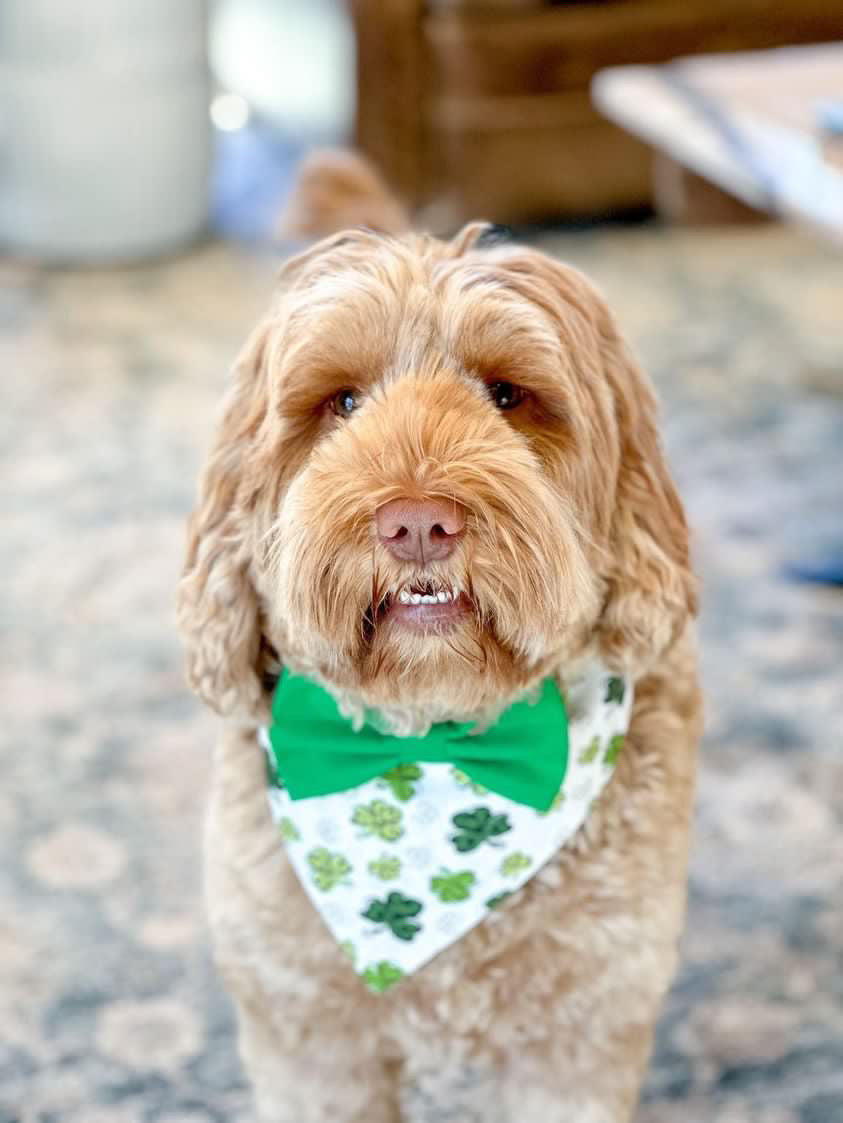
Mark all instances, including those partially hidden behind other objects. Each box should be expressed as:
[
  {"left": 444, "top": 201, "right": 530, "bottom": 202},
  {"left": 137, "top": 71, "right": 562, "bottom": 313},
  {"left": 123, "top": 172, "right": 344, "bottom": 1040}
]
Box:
[
  {"left": 447, "top": 221, "right": 494, "bottom": 256},
  {"left": 279, "top": 148, "right": 410, "bottom": 239},
  {"left": 176, "top": 320, "right": 271, "bottom": 719}
]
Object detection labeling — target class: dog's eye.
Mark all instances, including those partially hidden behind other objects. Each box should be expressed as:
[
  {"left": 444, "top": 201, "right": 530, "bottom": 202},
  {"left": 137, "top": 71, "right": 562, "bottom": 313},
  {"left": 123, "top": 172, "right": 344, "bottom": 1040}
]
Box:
[
  {"left": 488, "top": 381, "right": 524, "bottom": 411},
  {"left": 331, "top": 388, "right": 360, "bottom": 418}
]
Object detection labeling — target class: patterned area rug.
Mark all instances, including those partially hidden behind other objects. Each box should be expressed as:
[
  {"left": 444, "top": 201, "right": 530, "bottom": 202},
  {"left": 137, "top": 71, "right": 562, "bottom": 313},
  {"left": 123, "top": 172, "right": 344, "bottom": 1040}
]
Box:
[{"left": 2, "top": 224, "right": 842, "bottom": 1123}]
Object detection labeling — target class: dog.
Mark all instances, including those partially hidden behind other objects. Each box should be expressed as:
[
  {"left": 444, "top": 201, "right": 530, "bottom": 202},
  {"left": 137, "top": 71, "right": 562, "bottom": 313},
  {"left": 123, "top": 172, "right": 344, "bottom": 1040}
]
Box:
[{"left": 177, "top": 151, "right": 702, "bottom": 1123}]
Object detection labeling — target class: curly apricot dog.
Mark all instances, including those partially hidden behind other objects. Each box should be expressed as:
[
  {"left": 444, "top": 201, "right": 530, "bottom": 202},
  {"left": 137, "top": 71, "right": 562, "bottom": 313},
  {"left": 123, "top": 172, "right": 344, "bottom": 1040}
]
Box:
[{"left": 178, "top": 152, "right": 701, "bottom": 1123}]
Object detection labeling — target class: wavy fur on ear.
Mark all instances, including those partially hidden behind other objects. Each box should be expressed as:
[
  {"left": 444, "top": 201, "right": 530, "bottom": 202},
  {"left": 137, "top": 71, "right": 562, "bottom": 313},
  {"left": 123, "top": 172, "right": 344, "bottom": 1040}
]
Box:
[
  {"left": 485, "top": 248, "right": 698, "bottom": 672},
  {"left": 176, "top": 322, "right": 270, "bottom": 719},
  {"left": 597, "top": 325, "right": 699, "bottom": 670}
]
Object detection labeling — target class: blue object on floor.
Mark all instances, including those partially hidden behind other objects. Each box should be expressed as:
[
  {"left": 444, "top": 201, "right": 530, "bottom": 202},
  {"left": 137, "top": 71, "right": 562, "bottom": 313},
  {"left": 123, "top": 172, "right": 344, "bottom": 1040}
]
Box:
[
  {"left": 210, "top": 121, "right": 304, "bottom": 243},
  {"left": 783, "top": 557, "right": 843, "bottom": 587}
]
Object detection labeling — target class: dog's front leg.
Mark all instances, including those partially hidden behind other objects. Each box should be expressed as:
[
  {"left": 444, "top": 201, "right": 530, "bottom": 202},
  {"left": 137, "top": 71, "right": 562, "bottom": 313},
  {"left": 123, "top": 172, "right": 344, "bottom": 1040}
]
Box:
[
  {"left": 496, "top": 1031, "right": 655, "bottom": 1123},
  {"left": 206, "top": 727, "right": 401, "bottom": 1123},
  {"left": 400, "top": 1027, "right": 653, "bottom": 1123},
  {"left": 237, "top": 1002, "right": 401, "bottom": 1123}
]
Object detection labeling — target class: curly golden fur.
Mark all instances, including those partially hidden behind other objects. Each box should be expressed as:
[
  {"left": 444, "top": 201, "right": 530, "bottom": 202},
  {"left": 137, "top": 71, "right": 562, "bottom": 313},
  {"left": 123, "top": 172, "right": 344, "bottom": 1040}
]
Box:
[{"left": 178, "top": 152, "right": 701, "bottom": 1123}]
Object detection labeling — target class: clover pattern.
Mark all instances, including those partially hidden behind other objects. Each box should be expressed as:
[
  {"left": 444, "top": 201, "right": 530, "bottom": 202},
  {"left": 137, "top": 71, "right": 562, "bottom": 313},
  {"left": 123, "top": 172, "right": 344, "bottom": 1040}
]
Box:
[
  {"left": 430, "top": 869, "right": 476, "bottom": 903},
  {"left": 486, "top": 891, "right": 513, "bottom": 910},
  {"left": 450, "top": 807, "right": 512, "bottom": 852},
  {"left": 339, "top": 941, "right": 356, "bottom": 964},
  {"left": 378, "top": 764, "right": 423, "bottom": 802},
  {"left": 279, "top": 817, "right": 300, "bottom": 843},
  {"left": 307, "top": 848, "right": 352, "bottom": 891},
  {"left": 450, "top": 768, "right": 489, "bottom": 795},
  {"left": 362, "top": 892, "right": 423, "bottom": 941},
  {"left": 277, "top": 694, "right": 629, "bottom": 991},
  {"left": 362, "top": 961, "right": 405, "bottom": 993},
  {"left": 578, "top": 737, "right": 600, "bottom": 765},
  {"left": 605, "top": 677, "right": 626, "bottom": 704},
  {"left": 603, "top": 735, "right": 625, "bottom": 766},
  {"left": 368, "top": 854, "right": 402, "bottom": 881},
  {"left": 352, "top": 799, "right": 404, "bottom": 842},
  {"left": 500, "top": 852, "right": 532, "bottom": 878},
  {"left": 265, "top": 751, "right": 285, "bottom": 791}
]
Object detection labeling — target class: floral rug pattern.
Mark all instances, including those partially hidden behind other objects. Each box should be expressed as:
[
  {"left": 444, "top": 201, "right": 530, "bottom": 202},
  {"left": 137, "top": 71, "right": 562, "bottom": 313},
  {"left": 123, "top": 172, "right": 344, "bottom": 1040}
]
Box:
[{"left": 2, "top": 224, "right": 842, "bottom": 1122}]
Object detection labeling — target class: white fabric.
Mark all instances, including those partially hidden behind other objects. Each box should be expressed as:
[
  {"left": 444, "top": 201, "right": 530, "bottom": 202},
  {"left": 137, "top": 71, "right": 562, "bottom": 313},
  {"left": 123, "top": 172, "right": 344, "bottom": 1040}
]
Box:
[{"left": 260, "top": 665, "right": 632, "bottom": 992}]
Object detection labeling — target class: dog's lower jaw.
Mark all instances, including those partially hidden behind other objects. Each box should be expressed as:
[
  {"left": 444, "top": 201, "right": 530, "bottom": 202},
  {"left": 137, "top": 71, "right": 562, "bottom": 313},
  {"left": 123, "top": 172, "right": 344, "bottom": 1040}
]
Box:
[
  {"left": 268, "top": 608, "right": 594, "bottom": 736},
  {"left": 380, "top": 591, "right": 471, "bottom": 635}
]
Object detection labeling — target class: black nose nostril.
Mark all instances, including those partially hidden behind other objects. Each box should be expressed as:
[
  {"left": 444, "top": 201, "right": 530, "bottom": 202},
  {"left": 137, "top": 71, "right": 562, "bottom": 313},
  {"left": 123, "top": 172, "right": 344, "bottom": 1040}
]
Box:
[
  {"left": 394, "top": 526, "right": 409, "bottom": 540},
  {"left": 430, "top": 523, "right": 447, "bottom": 540}
]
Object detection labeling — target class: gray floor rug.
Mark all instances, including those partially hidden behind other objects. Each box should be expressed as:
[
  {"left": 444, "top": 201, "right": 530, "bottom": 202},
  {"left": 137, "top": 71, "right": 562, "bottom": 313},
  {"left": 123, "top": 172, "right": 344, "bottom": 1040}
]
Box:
[{"left": 3, "top": 224, "right": 842, "bottom": 1122}]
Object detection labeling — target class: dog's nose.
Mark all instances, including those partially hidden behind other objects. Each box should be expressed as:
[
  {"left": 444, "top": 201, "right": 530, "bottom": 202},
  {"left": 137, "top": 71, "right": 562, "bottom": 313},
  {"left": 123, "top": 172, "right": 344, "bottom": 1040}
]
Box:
[{"left": 376, "top": 498, "right": 466, "bottom": 563}]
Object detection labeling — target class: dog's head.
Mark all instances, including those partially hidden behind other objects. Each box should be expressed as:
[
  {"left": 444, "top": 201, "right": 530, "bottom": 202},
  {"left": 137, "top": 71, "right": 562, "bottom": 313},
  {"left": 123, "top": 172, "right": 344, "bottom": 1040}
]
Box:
[{"left": 178, "top": 225, "right": 696, "bottom": 722}]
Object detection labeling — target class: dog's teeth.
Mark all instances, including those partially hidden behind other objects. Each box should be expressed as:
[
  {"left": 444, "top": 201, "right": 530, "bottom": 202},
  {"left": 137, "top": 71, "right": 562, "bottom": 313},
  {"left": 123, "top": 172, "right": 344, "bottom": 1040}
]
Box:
[{"left": 397, "top": 586, "right": 459, "bottom": 608}]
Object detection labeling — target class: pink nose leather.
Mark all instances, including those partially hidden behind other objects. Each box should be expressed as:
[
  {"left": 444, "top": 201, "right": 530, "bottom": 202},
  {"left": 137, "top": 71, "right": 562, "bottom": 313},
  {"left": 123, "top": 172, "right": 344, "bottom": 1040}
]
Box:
[{"left": 375, "top": 498, "right": 466, "bottom": 563}]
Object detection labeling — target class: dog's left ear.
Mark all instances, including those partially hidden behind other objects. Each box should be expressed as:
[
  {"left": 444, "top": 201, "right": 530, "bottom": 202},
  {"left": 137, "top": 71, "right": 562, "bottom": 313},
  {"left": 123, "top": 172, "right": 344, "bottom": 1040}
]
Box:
[
  {"left": 595, "top": 319, "right": 698, "bottom": 671},
  {"left": 448, "top": 221, "right": 494, "bottom": 256},
  {"left": 487, "top": 248, "right": 698, "bottom": 671},
  {"left": 176, "top": 320, "right": 271, "bottom": 719}
]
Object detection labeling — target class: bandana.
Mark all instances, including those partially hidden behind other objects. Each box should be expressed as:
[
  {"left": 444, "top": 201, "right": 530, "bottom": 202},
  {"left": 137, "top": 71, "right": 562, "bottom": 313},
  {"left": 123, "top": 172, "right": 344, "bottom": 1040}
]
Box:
[{"left": 260, "top": 664, "right": 632, "bottom": 993}]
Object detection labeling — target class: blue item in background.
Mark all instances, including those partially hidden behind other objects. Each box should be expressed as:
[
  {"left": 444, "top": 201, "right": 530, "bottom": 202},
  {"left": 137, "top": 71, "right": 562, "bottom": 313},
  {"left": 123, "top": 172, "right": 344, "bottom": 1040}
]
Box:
[
  {"left": 817, "top": 99, "right": 843, "bottom": 136},
  {"left": 210, "top": 122, "right": 302, "bottom": 244}
]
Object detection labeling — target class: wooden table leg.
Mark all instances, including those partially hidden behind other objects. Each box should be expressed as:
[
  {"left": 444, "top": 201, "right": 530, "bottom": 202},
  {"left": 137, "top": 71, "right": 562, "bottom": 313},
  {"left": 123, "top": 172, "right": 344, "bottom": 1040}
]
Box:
[{"left": 651, "top": 151, "right": 769, "bottom": 225}]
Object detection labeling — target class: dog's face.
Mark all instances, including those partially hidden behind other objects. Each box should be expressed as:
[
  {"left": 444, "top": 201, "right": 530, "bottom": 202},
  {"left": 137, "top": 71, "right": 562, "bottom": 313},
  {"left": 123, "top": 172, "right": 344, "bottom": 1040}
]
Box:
[{"left": 178, "top": 227, "right": 696, "bottom": 720}]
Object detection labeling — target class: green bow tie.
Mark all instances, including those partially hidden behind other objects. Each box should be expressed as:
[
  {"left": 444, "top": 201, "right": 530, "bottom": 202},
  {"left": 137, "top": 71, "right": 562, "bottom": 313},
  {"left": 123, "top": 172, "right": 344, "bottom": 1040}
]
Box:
[{"left": 267, "top": 671, "right": 569, "bottom": 812}]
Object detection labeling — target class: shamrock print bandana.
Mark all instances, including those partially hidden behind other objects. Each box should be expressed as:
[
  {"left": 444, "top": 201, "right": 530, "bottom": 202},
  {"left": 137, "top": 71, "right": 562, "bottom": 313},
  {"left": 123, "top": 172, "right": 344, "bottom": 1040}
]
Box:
[{"left": 259, "top": 664, "right": 632, "bottom": 993}]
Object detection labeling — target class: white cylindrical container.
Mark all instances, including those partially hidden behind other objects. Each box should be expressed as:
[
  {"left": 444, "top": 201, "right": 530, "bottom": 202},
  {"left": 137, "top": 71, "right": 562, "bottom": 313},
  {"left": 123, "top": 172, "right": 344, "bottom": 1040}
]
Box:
[{"left": 0, "top": 0, "right": 210, "bottom": 262}]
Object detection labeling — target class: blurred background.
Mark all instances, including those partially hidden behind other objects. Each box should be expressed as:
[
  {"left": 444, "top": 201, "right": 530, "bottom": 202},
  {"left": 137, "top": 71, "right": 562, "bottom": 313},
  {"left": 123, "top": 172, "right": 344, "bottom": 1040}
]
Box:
[{"left": 2, "top": 2, "right": 842, "bottom": 1121}]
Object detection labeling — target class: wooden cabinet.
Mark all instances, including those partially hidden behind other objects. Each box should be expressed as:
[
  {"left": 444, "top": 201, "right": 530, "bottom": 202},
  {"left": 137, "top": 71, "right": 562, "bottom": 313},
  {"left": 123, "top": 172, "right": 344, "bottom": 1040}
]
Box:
[{"left": 351, "top": 0, "right": 843, "bottom": 222}]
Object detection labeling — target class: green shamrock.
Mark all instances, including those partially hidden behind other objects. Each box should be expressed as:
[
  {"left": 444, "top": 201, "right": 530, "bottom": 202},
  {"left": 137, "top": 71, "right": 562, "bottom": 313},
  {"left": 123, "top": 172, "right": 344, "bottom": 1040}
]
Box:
[
  {"left": 451, "top": 807, "right": 512, "bottom": 853},
  {"left": 362, "top": 961, "right": 405, "bottom": 993},
  {"left": 368, "top": 854, "right": 402, "bottom": 881},
  {"left": 605, "top": 677, "right": 625, "bottom": 704},
  {"left": 339, "top": 941, "right": 356, "bottom": 964},
  {"left": 362, "top": 892, "right": 423, "bottom": 941},
  {"left": 486, "top": 891, "right": 512, "bottom": 910},
  {"left": 307, "top": 848, "right": 352, "bottom": 891},
  {"left": 451, "top": 768, "right": 488, "bottom": 795},
  {"left": 500, "top": 852, "right": 532, "bottom": 878},
  {"left": 430, "top": 869, "right": 476, "bottom": 903},
  {"left": 578, "top": 737, "right": 600, "bottom": 765},
  {"left": 264, "top": 753, "right": 284, "bottom": 790},
  {"left": 352, "top": 799, "right": 404, "bottom": 842},
  {"left": 278, "top": 817, "right": 300, "bottom": 843},
  {"left": 604, "top": 734, "right": 625, "bottom": 766},
  {"left": 378, "top": 763, "right": 423, "bottom": 802}
]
